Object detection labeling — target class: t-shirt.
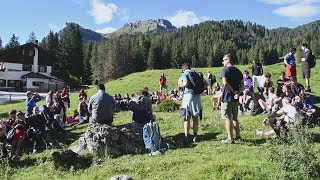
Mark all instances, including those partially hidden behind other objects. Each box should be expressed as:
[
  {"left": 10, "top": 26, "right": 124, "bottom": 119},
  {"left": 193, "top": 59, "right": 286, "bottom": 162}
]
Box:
[
  {"left": 61, "top": 91, "right": 69, "bottom": 103},
  {"left": 277, "top": 78, "right": 290, "bottom": 95},
  {"left": 280, "top": 92, "right": 295, "bottom": 100},
  {"left": 159, "top": 76, "right": 166, "bottom": 86},
  {"left": 88, "top": 90, "right": 115, "bottom": 125},
  {"left": 243, "top": 76, "right": 253, "bottom": 92},
  {"left": 251, "top": 63, "right": 263, "bottom": 76},
  {"left": 284, "top": 53, "right": 296, "bottom": 66},
  {"left": 267, "top": 93, "right": 277, "bottom": 105},
  {"left": 291, "top": 83, "right": 304, "bottom": 96},
  {"left": 181, "top": 70, "right": 192, "bottom": 94},
  {"left": 280, "top": 105, "right": 298, "bottom": 123},
  {"left": 220, "top": 66, "right": 243, "bottom": 103}
]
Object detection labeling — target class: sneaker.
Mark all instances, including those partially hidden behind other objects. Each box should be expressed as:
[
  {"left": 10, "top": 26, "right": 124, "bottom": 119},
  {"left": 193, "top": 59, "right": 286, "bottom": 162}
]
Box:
[
  {"left": 234, "top": 136, "right": 242, "bottom": 141},
  {"left": 32, "top": 149, "right": 37, "bottom": 154},
  {"left": 192, "top": 136, "right": 197, "bottom": 143},
  {"left": 256, "top": 130, "right": 263, "bottom": 136},
  {"left": 220, "top": 138, "right": 234, "bottom": 144}
]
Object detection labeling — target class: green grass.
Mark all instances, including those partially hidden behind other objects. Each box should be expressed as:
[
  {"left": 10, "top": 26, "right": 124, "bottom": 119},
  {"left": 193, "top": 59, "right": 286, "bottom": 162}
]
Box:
[{"left": 1, "top": 62, "right": 320, "bottom": 180}]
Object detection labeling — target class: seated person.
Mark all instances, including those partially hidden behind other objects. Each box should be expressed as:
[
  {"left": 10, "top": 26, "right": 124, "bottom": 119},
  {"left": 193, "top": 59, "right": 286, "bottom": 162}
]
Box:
[
  {"left": 121, "top": 93, "right": 131, "bottom": 110},
  {"left": 240, "top": 70, "right": 254, "bottom": 112},
  {"left": 273, "top": 85, "right": 295, "bottom": 111},
  {"left": 25, "top": 107, "right": 52, "bottom": 153},
  {"left": 276, "top": 72, "right": 290, "bottom": 96},
  {"left": 0, "top": 123, "right": 7, "bottom": 157},
  {"left": 258, "top": 87, "right": 277, "bottom": 114},
  {"left": 170, "top": 89, "right": 182, "bottom": 101},
  {"left": 73, "top": 101, "right": 91, "bottom": 127},
  {"left": 290, "top": 77, "right": 305, "bottom": 96},
  {"left": 293, "top": 95, "right": 316, "bottom": 122},
  {"left": 256, "top": 97, "right": 299, "bottom": 138},
  {"left": 159, "top": 92, "right": 167, "bottom": 102},
  {"left": 151, "top": 91, "right": 160, "bottom": 104},
  {"left": 131, "top": 89, "right": 156, "bottom": 125},
  {"left": 10, "top": 111, "right": 26, "bottom": 158},
  {"left": 258, "top": 73, "right": 273, "bottom": 99},
  {"left": 52, "top": 100, "right": 65, "bottom": 128},
  {"left": 211, "top": 84, "right": 222, "bottom": 111}
]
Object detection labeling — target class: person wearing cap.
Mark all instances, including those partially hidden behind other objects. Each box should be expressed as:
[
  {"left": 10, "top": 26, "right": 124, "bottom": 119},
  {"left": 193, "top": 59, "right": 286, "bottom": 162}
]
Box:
[
  {"left": 25, "top": 91, "right": 41, "bottom": 117},
  {"left": 88, "top": 84, "right": 115, "bottom": 125}
]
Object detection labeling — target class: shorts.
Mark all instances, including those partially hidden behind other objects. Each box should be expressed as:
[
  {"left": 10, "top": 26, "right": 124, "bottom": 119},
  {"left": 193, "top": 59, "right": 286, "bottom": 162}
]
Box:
[
  {"left": 286, "top": 65, "right": 296, "bottom": 78},
  {"left": 302, "top": 64, "right": 310, "bottom": 79},
  {"left": 180, "top": 94, "right": 202, "bottom": 120},
  {"left": 221, "top": 101, "right": 239, "bottom": 120}
]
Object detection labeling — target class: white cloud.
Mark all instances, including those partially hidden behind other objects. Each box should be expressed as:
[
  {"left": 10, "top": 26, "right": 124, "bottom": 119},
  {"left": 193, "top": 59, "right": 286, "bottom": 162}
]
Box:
[
  {"left": 168, "top": 10, "right": 209, "bottom": 27},
  {"left": 48, "top": 23, "right": 60, "bottom": 32},
  {"left": 96, "top": 27, "right": 117, "bottom": 34},
  {"left": 273, "top": 3, "right": 320, "bottom": 18},
  {"left": 89, "top": 0, "right": 119, "bottom": 24},
  {"left": 259, "top": 0, "right": 320, "bottom": 19}
]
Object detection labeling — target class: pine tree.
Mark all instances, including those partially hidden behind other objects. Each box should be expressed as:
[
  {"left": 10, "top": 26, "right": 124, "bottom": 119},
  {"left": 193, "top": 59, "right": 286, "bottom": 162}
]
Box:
[
  {"left": 90, "top": 43, "right": 99, "bottom": 84},
  {"left": 26, "top": 32, "right": 37, "bottom": 43},
  {"left": 5, "top": 34, "right": 20, "bottom": 49},
  {"left": 0, "top": 37, "right": 2, "bottom": 49},
  {"left": 82, "top": 42, "right": 93, "bottom": 85}
]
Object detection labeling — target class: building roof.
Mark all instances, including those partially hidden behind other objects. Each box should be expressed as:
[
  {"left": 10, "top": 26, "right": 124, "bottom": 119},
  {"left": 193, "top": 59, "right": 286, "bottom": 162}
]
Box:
[
  {"left": 21, "top": 72, "right": 52, "bottom": 80},
  {"left": 0, "top": 43, "right": 57, "bottom": 66}
]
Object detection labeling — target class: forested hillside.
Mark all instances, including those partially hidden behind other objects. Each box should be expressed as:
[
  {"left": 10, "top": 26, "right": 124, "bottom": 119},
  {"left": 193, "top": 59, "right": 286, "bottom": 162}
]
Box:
[{"left": 39, "top": 19, "right": 320, "bottom": 85}]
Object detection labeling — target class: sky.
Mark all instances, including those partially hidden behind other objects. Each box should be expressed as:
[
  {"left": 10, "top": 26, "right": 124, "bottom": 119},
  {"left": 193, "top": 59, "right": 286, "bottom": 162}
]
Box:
[{"left": 0, "top": 0, "right": 320, "bottom": 45}]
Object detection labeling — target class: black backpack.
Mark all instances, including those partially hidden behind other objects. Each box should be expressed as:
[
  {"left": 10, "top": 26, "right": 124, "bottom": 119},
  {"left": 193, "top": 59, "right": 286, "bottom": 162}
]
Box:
[
  {"left": 186, "top": 71, "right": 205, "bottom": 94},
  {"left": 308, "top": 54, "right": 316, "bottom": 68},
  {"left": 211, "top": 74, "right": 216, "bottom": 83},
  {"left": 128, "top": 95, "right": 148, "bottom": 112}
]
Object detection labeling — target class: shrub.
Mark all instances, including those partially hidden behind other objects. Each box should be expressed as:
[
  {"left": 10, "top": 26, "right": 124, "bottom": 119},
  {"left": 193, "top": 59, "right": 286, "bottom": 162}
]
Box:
[
  {"left": 68, "top": 75, "right": 81, "bottom": 88},
  {"left": 156, "top": 99, "right": 180, "bottom": 112},
  {"left": 268, "top": 129, "right": 320, "bottom": 180}
]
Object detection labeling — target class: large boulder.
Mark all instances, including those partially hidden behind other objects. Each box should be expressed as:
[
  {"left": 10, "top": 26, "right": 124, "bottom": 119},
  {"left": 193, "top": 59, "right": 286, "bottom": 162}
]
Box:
[{"left": 78, "top": 123, "right": 146, "bottom": 157}]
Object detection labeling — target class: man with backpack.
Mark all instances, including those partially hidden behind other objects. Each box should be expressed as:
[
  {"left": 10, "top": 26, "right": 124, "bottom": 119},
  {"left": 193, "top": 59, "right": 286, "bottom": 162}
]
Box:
[
  {"left": 130, "top": 89, "right": 156, "bottom": 125},
  {"left": 301, "top": 43, "right": 314, "bottom": 92},
  {"left": 180, "top": 62, "right": 205, "bottom": 143},
  {"left": 220, "top": 54, "right": 244, "bottom": 144}
]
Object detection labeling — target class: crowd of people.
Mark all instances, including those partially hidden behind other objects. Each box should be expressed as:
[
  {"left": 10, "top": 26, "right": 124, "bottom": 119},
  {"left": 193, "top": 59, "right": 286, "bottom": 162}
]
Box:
[{"left": 0, "top": 43, "right": 317, "bottom": 158}]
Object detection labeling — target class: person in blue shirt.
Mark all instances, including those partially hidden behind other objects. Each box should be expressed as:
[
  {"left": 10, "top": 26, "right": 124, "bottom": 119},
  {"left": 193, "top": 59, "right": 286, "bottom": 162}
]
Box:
[
  {"left": 25, "top": 91, "right": 41, "bottom": 117},
  {"left": 284, "top": 47, "right": 297, "bottom": 78}
]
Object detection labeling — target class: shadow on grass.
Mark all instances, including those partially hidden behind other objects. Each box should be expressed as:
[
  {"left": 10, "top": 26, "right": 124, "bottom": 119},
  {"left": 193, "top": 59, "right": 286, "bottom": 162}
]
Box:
[
  {"left": 165, "top": 132, "right": 220, "bottom": 148},
  {"left": 242, "top": 138, "right": 268, "bottom": 146},
  {"left": 51, "top": 131, "right": 84, "bottom": 147},
  {"left": 8, "top": 156, "right": 38, "bottom": 168},
  {"left": 0, "top": 112, "right": 9, "bottom": 118}
]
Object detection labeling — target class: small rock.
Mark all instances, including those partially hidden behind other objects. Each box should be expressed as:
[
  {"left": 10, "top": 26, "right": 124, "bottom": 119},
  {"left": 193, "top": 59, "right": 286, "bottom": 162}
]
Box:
[{"left": 109, "top": 174, "right": 134, "bottom": 180}]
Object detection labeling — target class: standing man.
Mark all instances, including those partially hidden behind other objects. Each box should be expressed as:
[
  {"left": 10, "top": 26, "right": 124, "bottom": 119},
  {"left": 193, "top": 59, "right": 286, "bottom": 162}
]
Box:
[
  {"left": 159, "top": 73, "right": 167, "bottom": 93},
  {"left": 26, "top": 91, "right": 41, "bottom": 117},
  {"left": 301, "top": 43, "right": 312, "bottom": 92},
  {"left": 207, "top": 71, "right": 216, "bottom": 95},
  {"left": 284, "top": 47, "right": 297, "bottom": 78},
  {"left": 251, "top": 59, "right": 263, "bottom": 92},
  {"left": 88, "top": 84, "right": 115, "bottom": 126},
  {"left": 220, "top": 54, "right": 244, "bottom": 144},
  {"left": 180, "top": 62, "right": 204, "bottom": 143}
]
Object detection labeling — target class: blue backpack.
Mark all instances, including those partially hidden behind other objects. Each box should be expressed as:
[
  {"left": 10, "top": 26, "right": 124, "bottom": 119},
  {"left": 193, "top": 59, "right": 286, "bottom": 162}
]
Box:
[{"left": 143, "top": 122, "right": 161, "bottom": 153}]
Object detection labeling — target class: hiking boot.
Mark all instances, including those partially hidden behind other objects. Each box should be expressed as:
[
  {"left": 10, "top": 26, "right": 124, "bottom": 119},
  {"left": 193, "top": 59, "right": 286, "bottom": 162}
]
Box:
[{"left": 220, "top": 138, "right": 234, "bottom": 144}]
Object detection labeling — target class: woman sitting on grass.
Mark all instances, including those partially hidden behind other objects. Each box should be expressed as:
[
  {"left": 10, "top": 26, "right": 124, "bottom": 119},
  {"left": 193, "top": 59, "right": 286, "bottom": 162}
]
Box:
[{"left": 73, "top": 101, "right": 91, "bottom": 127}]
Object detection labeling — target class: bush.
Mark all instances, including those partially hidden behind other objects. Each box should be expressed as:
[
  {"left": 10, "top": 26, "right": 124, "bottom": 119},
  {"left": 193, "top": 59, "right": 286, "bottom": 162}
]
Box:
[
  {"left": 268, "top": 129, "right": 320, "bottom": 180},
  {"left": 68, "top": 75, "right": 81, "bottom": 88},
  {"left": 156, "top": 99, "right": 180, "bottom": 112}
]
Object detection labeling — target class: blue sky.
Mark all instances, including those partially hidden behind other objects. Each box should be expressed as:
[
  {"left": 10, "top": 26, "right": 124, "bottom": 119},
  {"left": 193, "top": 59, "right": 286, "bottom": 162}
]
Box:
[{"left": 0, "top": 0, "right": 320, "bottom": 44}]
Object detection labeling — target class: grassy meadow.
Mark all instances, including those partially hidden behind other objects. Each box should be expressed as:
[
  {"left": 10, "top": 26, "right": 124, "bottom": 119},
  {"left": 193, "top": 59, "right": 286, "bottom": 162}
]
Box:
[{"left": 1, "top": 62, "right": 320, "bottom": 179}]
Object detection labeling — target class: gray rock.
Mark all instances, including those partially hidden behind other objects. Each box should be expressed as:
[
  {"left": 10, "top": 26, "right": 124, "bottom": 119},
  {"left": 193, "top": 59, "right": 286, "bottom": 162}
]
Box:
[
  {"left": 79, "top": 123, "right": 145, "bottom": 157},
  {"left": 109, "top": 174, "right": 134, "bottom": 180}
]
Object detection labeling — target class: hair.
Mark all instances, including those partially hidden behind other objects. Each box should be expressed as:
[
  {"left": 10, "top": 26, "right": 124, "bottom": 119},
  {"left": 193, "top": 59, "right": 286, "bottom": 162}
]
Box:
[
  {"left": 97, "top": 84, "right": 105, "bottom": 91},
  {"left": 285, "top": 84, "right": 291, "bottom": 91},
  {"left": 302, "top": 42, "right": 308, "bottom": 48},
  {"left": 16, "top": 111, "right": 24, "bottom": 117},
  {"left": 9, "top": 109, "right": 17, "bottom": 116},
  {"left": 140, "top": 89, "right": 149, "bottom": 96},
  {"left": 243, "top": 70, "right": 249, "bottom": 75},
  {"left": 181, "top": 62, "right": 191, "bottom": 70},
  {"left": 290, "top": 47, "right": 296, "bottom": 53},
  {"left": 264, "top": 73, "right": 271, "bottom": 78},
  {"left": 223, "top": 54, "right": 234, "bottom": 64},
  {"left": 268, "top": 87, "right": 275, "bottom": 93},
  {"left": 282, "top": 97, "right": 291, "bottom": 104},
  {"left": 80, "top": 89, "right": 84, "bottom": 93}
]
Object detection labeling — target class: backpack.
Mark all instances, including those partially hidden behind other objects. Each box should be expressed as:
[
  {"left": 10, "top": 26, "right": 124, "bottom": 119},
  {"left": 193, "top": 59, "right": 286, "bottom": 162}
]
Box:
[
  {"left": 128, "top": 95, "right": 147, "bottom": 112},
  {"left": 308, "top": 54, "right": 316, "bottom": 68},
  {"left": 186, "top": 71, "right": 205, "bottom": 94},
  {"left": 143, "top": 122, "right": 161, "bottom": 153},
  {"left": 211, "top": 75, "right": 217, "bottom": 83},
  {"left": 6, "top": 127, "right": 16, "bottom": 143}
]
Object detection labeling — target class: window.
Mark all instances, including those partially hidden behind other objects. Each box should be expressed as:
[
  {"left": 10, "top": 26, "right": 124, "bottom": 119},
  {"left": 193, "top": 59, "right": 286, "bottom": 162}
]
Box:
[
  {"left": 0, "top": 79, "right": 6, "bottom": 87},
  {"left": 29, "top": 49, "right": 34, "bottom": 56},
  {"left": 38, "top": 65, "right": 47, "bottom": 73},
  {"left": 32, "top": 81, "right": 44, "bottom": 86},
  {"left": 7, "top": 80, "right": 15, "bottom": 87},
  {"left": 22, "top": 64, "right": 32, "bottom": 71}
]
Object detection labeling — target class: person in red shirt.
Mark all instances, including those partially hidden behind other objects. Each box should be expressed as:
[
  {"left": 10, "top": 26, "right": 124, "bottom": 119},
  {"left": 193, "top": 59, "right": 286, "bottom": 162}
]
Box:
[
  {"left": 78, "top": 89, "right": 87, "bottom": 103},
  {"left": 61, "top": 88, "right": 70, "bottom": 111},
  {"left": 11, "top": 111, "right": 25, "bottom": 158},
  {"left": 159, "top": 73, "right": 167, "bottom": 92}
]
